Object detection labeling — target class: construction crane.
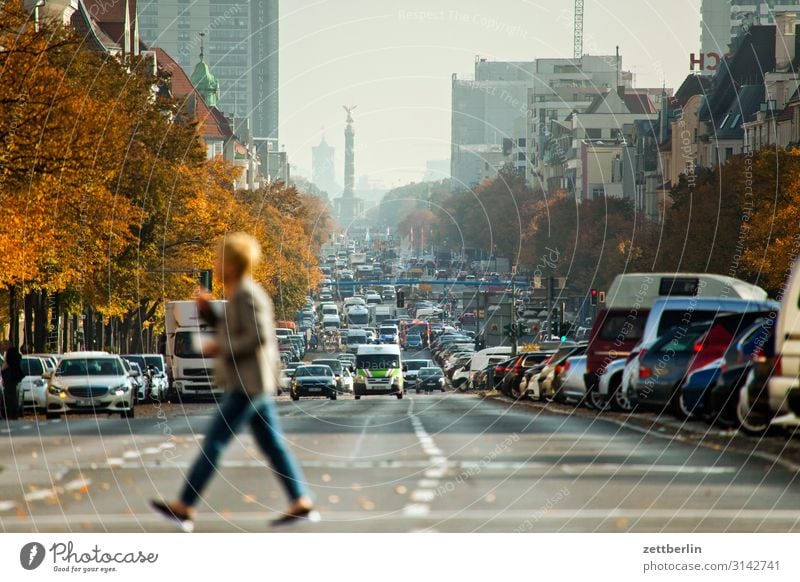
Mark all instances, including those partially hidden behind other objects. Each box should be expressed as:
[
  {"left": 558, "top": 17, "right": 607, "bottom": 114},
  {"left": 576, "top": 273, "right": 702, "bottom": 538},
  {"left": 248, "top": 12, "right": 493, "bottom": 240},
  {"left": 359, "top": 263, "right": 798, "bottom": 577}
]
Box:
[{"left": 574, "top": 0, "right": 584, "bottom": 60}]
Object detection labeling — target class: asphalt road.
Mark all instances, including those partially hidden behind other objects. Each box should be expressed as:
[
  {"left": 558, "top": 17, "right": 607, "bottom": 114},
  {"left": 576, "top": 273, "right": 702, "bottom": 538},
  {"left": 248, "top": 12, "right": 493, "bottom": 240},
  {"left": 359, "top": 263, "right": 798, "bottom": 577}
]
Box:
[{"left": 2, "top": 352, "right": 800, "bottom": 532}]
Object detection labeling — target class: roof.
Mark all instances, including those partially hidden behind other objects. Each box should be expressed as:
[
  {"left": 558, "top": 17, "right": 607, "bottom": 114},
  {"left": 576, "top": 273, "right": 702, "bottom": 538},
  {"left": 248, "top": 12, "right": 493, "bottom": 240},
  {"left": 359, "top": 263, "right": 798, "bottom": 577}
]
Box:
[
  {"left": 70, "top": 1, "right": 117, "bottom": 53},
  {"left": 623, "top": 92, "right": 657, "bottom": 114},
  {"left": 153, "top": 48, "right": 233, "bottom": 141},
  {"left": 673, "top": 74, "right": 712, "bottom": 106},
  {"left": 82, "top": 0, "right": 137, "bottom": 54}
]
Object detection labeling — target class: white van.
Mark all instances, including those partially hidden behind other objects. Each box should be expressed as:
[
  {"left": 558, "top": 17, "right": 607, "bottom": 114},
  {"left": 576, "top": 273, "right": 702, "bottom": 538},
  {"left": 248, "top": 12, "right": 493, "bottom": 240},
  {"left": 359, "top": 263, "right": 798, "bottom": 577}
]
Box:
[
  {"left": 321, "top": 303, "right": 339, "bottom": 317},
  {"left": 768, "top": 257, "right": 800, "bottom": 421},
  {"left": 467, "top": 346, "right": 513, "bottom": 383},
  {"left": 353, "top": 344, "right": 404, "bottom": 399},
  {"left": 322, "top": 314, "right": 341, "bottom": 329}
]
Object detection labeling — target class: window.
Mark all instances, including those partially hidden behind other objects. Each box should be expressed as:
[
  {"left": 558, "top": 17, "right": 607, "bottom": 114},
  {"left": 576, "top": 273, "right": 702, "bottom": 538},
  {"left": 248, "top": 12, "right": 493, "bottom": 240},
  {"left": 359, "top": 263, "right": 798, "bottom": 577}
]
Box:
[
  {"left": 517, "top": 137, "right": 526, "bottom": 147},
  {"left": 518, "top": 152, "right": 527, "bottom": 161},
  {"left": 724, "top": 147, "right": 734, "bottom": 160},
  {"left": 586, "top": 128, "right": 602, "bottom": 139}
]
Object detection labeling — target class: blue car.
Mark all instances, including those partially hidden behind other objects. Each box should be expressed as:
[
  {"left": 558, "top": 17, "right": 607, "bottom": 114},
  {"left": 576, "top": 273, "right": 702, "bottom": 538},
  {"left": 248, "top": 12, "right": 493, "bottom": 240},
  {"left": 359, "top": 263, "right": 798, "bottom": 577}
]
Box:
[
  {"left": 681, "top": 359, "right": 723, "bottom": 414},
  {"left": 404, "top": 333, "right": 423, "bottom": 350},
  {"left": 379, "top": 325, "right": 399, "bottom": 344}
]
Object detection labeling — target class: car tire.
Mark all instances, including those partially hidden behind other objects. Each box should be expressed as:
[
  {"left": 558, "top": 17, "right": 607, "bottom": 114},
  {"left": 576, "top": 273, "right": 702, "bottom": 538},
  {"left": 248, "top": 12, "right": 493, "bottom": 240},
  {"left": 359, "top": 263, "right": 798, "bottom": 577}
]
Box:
[
  {"left": 735, "top": 386, "right": 771, "bottom": 436},
  {"left": 586, "top": 387, "right": 610, "bottom": 411},
  {"left": 416, "top": 389, "right": 421, "bottom": 394},
  {"left": 46, "top": 412, "right": 61, "bottom": 421},
  {"left": 671, "top": 388, "right": 697, "bottom": 420},
  {"left": 121, "top": 407, "right": 135, "bottom": 419},
  {"left": 291, "top": 394, "right": 300, "bottom": 401},
  {"left": 354, "top": 394, "right": 361, "bottom": 400},
  {"left": 607, "top": 376, "right": 634, "bottom": 412},
  {"left": 330, "top": 393, "right": 337, "bottom": 400},
  {"left": 396, "top": 392, "right": 403, "bottom": 399}
]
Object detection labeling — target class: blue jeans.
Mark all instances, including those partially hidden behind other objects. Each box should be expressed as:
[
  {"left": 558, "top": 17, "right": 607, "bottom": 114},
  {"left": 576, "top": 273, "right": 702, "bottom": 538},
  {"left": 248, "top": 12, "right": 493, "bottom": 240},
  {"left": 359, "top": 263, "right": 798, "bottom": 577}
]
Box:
[{"left": 180, "top": 391, "right": 310, "bottom": 507}]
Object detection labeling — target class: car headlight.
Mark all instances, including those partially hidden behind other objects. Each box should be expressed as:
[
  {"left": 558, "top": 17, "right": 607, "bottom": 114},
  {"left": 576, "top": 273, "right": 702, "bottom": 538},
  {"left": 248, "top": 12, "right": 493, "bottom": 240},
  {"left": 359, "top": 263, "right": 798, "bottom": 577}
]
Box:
[
  {"left": 34, "top": 378, "right": 45, "bottom": 387},
  {"left": 114, "top": 384, "right": 130, "bottom": 395},
  {"left": 48, "top": 384, "right": 67, "bottom": 396},
  {"left": 438, "top": 378, "right": 445, "bottom": 385}
]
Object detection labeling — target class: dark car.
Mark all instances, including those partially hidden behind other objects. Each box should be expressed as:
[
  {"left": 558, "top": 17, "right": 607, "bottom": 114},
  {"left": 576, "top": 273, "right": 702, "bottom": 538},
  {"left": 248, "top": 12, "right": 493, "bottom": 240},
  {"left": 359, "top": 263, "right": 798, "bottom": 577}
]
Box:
[
  {"left": 500, "top": 351, "right": 555, "bottom": 399},
  {"left": 675, "top": 311, "right": 772, "bottom": 420},
  {"left": 416, "top": 367, "right": 446, "bottom": 394},
  {"left": 291, "top": 365, "right": 337, "bottom": 401},
  {"left": 632, "top": 321, "right": 712, "bottom": 414},
  {"left": 705, "top": 315, "right": 777, "bottom": 429}
]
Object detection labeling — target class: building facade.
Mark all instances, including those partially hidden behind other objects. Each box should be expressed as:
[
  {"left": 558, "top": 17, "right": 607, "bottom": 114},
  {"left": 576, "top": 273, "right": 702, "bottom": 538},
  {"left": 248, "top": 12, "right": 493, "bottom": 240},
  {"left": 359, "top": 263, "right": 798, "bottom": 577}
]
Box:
[{"left": 137, "top": 1, "right": 278, "bottom": 143}]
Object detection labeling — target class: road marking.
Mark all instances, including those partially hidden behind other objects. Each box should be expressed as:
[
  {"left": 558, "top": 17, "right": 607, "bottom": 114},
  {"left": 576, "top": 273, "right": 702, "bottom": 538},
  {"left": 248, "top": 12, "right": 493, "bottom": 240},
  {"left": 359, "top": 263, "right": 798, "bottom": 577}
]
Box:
[
  {"left": 6, "top": 508, "right": 800, "bottom": 528},
  {"left": 24, "top": 489, "right": 56, "bottom": 502},
  {"left": 0, "top": 501, "right": 16, "bottom": 512},
  {"left": 403, "top": 504, "right": 431, "bottom": 517},
  {"left": 403, "top": 400, "right": 448, "bottom": 524}
]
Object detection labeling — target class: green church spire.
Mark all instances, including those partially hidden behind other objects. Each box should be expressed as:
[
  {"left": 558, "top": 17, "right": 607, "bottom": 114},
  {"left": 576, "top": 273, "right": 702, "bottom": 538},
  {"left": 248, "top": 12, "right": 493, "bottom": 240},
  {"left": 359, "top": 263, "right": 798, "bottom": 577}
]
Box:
[{"left": 190, "top": 33, "right": 220, "bottom": 107}]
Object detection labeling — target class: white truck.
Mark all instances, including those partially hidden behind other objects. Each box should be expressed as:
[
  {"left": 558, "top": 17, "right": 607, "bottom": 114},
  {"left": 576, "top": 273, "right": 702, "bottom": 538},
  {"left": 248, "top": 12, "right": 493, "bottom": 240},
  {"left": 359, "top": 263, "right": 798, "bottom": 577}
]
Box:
[
  {"left": 349, "top": 252, "right": 367, "bottom": 269},
  {"left": 372, "top": 305, "right": 395, "bottom": 326},
  {"left": 165, "top": 300, "right": 226, "bottom": 400}
]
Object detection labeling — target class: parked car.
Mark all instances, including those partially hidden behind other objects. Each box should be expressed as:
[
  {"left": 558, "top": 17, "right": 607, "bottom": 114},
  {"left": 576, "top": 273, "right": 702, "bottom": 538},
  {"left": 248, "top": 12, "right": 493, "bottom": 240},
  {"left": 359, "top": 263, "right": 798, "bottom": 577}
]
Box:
[
  {"left": 290, "top": 365, "right": 337, "bottom": 400},
  {"left": 631, "top": 321, "right": 713, "bottom": 415},
  {"left": 45, "top": 353, "right": 136, "bottom": 419},
  {"left": 502, "top": 351, "right": 557, "bottom": 399},
  {"left": 19, "top": 356, "right": 49, "bottom": 414},
  {"left": 551, "top": 355, "right": 589, "bottom": 404},
  {"left": 705, "top": 315, "right": 777, "bottom": 429}
]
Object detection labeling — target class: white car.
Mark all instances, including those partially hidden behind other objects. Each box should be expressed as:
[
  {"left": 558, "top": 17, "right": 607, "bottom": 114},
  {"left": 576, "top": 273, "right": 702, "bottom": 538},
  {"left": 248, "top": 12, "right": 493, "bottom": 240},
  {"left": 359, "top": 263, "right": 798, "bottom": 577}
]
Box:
[
  {"left": 19, "top": 356, "right": 49, "bottom": 413},
  {"left": 45, "top": 353, "right": 137, "bottom": 419}
]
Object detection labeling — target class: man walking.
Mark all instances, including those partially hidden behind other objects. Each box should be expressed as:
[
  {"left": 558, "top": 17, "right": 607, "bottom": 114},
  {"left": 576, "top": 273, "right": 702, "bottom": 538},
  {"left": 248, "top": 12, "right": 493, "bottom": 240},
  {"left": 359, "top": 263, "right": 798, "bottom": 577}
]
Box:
[{"left": 151, "top": 233, "right": 317, "bottom": 531}]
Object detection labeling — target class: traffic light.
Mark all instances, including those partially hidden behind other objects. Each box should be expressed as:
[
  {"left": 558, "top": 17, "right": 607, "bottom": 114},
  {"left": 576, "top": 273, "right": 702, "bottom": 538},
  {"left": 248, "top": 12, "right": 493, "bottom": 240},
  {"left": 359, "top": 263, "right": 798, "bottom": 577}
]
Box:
[
  {"left": 396, "top": 290, "right": 405, "bottom": 308},
  {"left": 504, "top": 323, "right": 516, "bottom": 338},
  {"left": 199, "top": 269, "right": 213, "bottom": 292},
  {"left": 599, "top": 291, "right": 606, "bottom": 304},
  {"left": 590, "top": 288, "right": 598, "bottom": 306}
]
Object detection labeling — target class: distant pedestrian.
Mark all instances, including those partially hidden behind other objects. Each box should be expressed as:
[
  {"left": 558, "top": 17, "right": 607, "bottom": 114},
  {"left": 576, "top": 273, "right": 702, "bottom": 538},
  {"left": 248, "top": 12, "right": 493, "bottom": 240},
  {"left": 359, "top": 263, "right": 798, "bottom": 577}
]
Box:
[
  {"left": 151, "top": 233, "right": 317, "bottom": 531},
  {"left": 1, "top": 347, "right": 24, "bottom": 420}
]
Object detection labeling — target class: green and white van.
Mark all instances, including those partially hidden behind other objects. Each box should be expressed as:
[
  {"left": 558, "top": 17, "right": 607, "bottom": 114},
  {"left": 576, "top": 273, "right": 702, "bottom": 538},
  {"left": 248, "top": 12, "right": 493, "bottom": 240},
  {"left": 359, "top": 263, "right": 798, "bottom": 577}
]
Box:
[{"left": 354, "top": 344, "right": 404, "bottom": 400}]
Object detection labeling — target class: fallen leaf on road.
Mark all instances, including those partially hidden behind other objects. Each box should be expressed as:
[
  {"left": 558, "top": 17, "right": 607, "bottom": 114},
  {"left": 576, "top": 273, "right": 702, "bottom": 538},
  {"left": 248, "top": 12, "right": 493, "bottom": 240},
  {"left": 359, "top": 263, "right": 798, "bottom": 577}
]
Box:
[
  {"left": 322, "top": 473, "right": 332, "bottom": 482},
  {"left": 395, "top": 485, "right": 408, "bottom": 495}
]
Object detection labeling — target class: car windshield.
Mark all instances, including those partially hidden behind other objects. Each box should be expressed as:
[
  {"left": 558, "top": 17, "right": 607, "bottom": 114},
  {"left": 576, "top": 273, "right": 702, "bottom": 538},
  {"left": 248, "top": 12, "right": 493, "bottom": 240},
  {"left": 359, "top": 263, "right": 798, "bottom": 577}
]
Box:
[
  {"left": 379, "top": 327, "right": 397, "bottom": 334},
  {"left": 347, "top": 334, "right": 366, "bottom": 345},
  {"left": 125, "top": 356, "right": 146, "bottom": 369},
  {"left": 653, "top": 327, "right": 709, "bottom": 354},
  {"left": 313, "top": 360, "right": 342, "bottom": 373},
  {"left": 21, "top": 358, "right": 44, "bottom": 376},
  {"left": 357, "top": 354, "right": 400, "bottom": 370},
  {"left": 598, "top": 314, "right": 645, "bottom": 341},
  {"left": 656, "top": 310, "right": 723, "bottom": 337},
  {"left": 144, "top": 356, "right": 165, "bottom": 372},
  {"left": 174, "top": 331, "right": 215, "bottom": 358},
  {"left": 419, "top": 368, "right": 442, "bottom": 377},
  {"left": 57, "top": 358, "right": 125, "bottom": 376},
  {"left": 296, "top": 366, "right": 332, "bottom": 377},
  {"left": 405, "top": 360, "right": 430, "bottom": 371}
]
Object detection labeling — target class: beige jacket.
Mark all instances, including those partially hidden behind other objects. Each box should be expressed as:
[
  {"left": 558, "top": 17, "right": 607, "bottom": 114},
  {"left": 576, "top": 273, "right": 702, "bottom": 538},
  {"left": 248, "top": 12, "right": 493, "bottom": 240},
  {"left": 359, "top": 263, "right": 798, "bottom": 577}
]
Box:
[{"left": 208, "top": 277, "right": 280, "bottom": 396}]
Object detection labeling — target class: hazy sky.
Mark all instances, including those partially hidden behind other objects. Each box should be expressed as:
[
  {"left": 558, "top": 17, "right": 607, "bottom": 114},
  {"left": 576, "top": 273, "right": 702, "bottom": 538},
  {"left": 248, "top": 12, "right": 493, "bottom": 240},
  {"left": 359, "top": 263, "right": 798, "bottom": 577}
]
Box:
[{"left": 280, "top": 0, "right": 701, "bottom": 189}]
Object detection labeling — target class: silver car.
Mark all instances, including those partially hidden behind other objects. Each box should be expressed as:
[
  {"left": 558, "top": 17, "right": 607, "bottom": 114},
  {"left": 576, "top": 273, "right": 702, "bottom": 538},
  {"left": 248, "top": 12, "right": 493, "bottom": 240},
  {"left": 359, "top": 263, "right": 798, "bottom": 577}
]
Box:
[{"left": 45, "top": 353, "right": 137, "bottom": 420}]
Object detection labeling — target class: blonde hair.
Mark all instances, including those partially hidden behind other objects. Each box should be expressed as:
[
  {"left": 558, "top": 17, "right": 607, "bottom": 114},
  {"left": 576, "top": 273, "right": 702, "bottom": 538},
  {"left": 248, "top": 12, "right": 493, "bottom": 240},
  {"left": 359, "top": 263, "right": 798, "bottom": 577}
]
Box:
[{"left": 220, "top": 232, "right": 262, "bottom": 276}]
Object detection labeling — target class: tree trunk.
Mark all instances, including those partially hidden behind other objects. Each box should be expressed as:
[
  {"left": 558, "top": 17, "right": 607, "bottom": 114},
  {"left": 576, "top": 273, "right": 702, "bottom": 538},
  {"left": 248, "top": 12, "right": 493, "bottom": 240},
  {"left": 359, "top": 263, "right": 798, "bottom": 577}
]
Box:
[
  {"left": 33, "top": 290, "right": 48, "bottom": 353},
  {"left": 8, "top": 286, "right": 19, "bottom": 347},
  {"left": 23, "top": 291, "right": 34, "bottom": 353}
]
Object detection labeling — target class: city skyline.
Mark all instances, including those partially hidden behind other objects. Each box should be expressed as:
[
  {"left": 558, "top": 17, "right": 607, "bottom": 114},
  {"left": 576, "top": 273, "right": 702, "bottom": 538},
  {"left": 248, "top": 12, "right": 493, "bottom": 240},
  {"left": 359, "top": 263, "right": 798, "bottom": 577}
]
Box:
[{"left": 281, "top": 0, "right": 702, "bottom": 188}]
